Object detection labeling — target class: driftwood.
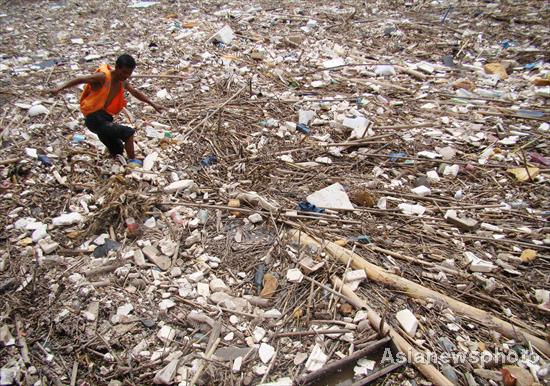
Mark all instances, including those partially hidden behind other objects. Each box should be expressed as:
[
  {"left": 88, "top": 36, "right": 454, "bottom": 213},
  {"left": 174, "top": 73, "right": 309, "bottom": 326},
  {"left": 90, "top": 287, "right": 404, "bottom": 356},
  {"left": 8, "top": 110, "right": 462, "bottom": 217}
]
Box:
[
  {"left": 332, "top": 277, "right": 454, "bottom": 386},
  {"left": 288, "top": 229, "right": 550, "bottom": 358}
]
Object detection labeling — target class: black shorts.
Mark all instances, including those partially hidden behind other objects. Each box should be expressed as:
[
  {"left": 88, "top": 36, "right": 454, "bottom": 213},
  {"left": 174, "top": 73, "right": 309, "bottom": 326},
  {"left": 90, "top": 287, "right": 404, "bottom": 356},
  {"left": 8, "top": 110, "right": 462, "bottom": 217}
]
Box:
[{"left": 84, "top": 110, "right": 135, "bottom": 156}]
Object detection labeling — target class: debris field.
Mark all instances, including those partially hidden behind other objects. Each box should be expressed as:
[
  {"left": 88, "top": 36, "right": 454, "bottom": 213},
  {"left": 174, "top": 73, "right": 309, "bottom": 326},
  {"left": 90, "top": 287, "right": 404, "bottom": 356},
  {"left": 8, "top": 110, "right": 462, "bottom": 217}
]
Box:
[{"left": 0, "top": 1, "right": 549, "bottom": 386}]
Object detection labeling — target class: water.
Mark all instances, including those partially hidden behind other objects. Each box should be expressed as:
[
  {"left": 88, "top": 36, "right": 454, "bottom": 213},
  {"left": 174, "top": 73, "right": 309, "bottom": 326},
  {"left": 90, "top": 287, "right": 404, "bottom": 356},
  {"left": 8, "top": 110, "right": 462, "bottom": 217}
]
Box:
[{"left": 312, "top": 362, "right": 356, "bottom": 386}]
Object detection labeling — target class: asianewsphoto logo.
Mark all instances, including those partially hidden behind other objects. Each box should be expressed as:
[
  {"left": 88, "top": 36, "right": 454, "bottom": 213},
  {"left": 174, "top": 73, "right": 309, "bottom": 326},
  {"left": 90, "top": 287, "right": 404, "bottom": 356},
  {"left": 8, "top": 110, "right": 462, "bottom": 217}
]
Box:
[{"left": 381, "top": 347, "right": 540, "bottom": 367}]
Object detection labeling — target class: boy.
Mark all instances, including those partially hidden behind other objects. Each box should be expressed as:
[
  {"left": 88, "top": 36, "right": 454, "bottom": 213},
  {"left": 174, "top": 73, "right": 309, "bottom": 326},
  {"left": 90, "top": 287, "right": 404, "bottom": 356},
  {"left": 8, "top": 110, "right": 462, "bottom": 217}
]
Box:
[{"left": 49, "top": 54, "right": 162, "bottom": 166}]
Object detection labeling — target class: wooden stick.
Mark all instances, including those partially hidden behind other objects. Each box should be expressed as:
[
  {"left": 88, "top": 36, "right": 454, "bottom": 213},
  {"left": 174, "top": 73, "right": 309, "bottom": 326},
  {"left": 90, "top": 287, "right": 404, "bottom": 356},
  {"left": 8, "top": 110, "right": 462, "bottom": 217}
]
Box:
[
  {"left": 41, "top": 367, "right": 63, "bottom": 386},
  {"left": 288, "top": 230, "right": 550, "bottom": 357},
  {"left": 364, "top": 245, "right": 469, "bottom": 278},
  {"left": 360, "top": 152, "right": 508, "bottom": 168},
  {"left": 70, "top": 361, "right": 78, "bottom": 386},
  {"left": 331, "top": 278, "right": 453, "bottom": 386},
  {"left": 82, "top": 263, "right": 123, "bottom": 277},
  {"left": 273, "top": 329, "right": 352, "bottom": 338},
  {"left": 374, "top": 123, "right": 437, "bottom": 130},
  {"left": 350, "top": 360, "right": 406, "bottom": 385},
  {"left": 132, "top": 74, "right": 189, "bottom": 80},
  {"left": 190, "top": 337, "right": 220, "bottom": 386},
  {"left": 295, "top": 337, "right": 391, "bottom": 385},
  {"left": 0, "top": 157, "right": 21, "bottom": 166},
  {"left": 301, "top": 275, "right": 359, "bottom": 306},
  {"left": 159, "top": 202, "right": 361, "bottom": 225},
  {"left": 458, "top": 235, "right": 550, "bottom": 251},
  {"left": 479, "top": 110, "right": 548, "bottom": 122},
  {"left": 322, "top": 133, "right": 395, "bottom": 147},
  {"left": 395, "top": 65, "right": 427, "bottom": 80},
  {"left": 205, "top": 320, "right": 222, "bottom": 355},
  {"left": 15, "top": 315, "right": 30, "bottom": 364},
  {"left": 183, "top": 85, "right": 246, "bottom": 139},
  {"left": 342, "top": 76, "right": 413, "bottom": 94}
]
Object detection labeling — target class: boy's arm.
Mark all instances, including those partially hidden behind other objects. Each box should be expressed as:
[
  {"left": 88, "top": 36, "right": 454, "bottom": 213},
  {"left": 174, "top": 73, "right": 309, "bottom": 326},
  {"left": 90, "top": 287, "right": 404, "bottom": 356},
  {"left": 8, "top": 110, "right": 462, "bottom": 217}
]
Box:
[
  {"left": 49, "top": 73, "right": 105, "bottom": 95},
  {"left": 124, "top": 82, "right": 163, "bottom": 113}
]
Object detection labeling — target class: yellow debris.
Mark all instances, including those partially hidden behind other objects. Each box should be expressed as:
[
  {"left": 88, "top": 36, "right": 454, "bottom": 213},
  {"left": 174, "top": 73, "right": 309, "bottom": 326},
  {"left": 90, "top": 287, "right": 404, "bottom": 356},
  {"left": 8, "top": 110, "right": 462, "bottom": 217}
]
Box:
[
  {"left": 507, "top": 167, "right": 539, "bottom": 182},
  {"left": 483, "top": 63, "right": 508, "bottom": 80},
  {"left": 520, "top": 249, "right": 537, "bottom": 262}
]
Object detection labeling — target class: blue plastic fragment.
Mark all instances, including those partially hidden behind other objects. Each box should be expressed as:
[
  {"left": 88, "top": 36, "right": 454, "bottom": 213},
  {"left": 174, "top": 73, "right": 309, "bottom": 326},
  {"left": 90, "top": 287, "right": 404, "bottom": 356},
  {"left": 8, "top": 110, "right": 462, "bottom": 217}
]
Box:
[
  {"left": 356, "top": 235, "right": 372, "bottom": 244},
  {"left": 254, "top": 263, "right": 265, "bottom": 292},
  {"left": 348, "top": 235, "right": 372, "bottom": 244},
  {"left": 200, "top": 154, "right": 218, "bottom": 167},
  {"left": 502, "top": 40, "right": 510, "bottom": 49},
  {"left": 441, "top": 5, "right": 453, "bottom": 23},
  {"left": 73, "top": 134, "right": 86, "bottom": 143},
  {"left": 296, "top": 123, "right": 310, "bottom": 135},
  {"left": 517, "top": 110, "right": 544, "bottom": 118},
  {"left": 128, "top": 159, "right": 143, "bottom": 167},
  {"left": 388, "top": 152, "right": 407, "bottom": 161},
  {"left": 297, "top": 201, "right": 325, "bottom": 213},
  {"left": 37, "top": 154, "right": 52, "bottom": 166},
  {"left": 524, "top": 62, "right": 540, "bottom": 70}
]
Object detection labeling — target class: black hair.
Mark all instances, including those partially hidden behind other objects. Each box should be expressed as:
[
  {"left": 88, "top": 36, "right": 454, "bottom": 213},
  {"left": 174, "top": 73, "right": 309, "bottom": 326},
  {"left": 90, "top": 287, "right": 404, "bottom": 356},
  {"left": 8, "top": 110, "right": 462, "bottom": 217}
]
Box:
[{"left": 115, "top": 54, "right": 136, "bottom": 70}]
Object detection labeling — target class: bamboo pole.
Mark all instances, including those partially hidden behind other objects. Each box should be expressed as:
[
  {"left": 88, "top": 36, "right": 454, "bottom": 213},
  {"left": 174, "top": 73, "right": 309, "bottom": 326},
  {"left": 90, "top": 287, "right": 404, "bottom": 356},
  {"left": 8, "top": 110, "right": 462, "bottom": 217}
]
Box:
[
  {"left": 288, "top": 229, "right": 550, "bottom": 357},
  {"left": 332, "top": 277, "right": 454, "bottom": 386}
]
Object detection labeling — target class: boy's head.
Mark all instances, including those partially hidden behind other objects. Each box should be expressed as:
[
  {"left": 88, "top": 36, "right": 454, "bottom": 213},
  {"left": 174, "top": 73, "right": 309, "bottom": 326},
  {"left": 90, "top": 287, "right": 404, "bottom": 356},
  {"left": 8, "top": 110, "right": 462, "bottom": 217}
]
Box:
[{"left": 114, "top": 54, "right": 136, "bottom": 80}]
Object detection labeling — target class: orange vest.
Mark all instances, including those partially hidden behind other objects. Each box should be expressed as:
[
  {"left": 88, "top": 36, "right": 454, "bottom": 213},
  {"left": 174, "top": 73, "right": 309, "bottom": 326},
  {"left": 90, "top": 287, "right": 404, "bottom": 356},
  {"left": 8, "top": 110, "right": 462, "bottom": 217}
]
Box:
[{"left": 80, "top": 64, "right": 127, "bottom": 116}]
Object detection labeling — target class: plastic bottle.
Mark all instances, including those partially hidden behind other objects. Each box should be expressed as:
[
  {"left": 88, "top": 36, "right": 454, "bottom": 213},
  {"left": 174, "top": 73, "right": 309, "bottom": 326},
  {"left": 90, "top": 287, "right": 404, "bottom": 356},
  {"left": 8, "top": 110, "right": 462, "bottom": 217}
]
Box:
[
  {"left": 73, "top": 134, "right": 86, "bottom": 142},
  {"left": 197, "top": 209, "right": 209, "bottom": 224}
]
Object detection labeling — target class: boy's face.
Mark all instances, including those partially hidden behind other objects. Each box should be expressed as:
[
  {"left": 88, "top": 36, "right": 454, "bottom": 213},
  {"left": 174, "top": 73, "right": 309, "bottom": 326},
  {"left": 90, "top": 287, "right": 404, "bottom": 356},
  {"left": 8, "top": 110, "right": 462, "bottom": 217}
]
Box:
[{"left": 117, "top": 66, "right": 134, "bottom": 81}]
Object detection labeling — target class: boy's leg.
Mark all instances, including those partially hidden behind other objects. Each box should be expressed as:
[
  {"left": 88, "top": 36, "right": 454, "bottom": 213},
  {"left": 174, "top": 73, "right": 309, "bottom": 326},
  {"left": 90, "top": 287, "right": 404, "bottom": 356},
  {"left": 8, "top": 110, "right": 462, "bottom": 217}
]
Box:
[
  {"left": 84, "top": 110, "right": 136, "bottom": 159},
  {"left": 85, "top": 111, "right": 124, "bottom": 157},
  {"left": 109, "top": 123, "right": 136, "bottom": 159},
  {"left": 124, "top": 135, "right": 135, "bottom": 159}
]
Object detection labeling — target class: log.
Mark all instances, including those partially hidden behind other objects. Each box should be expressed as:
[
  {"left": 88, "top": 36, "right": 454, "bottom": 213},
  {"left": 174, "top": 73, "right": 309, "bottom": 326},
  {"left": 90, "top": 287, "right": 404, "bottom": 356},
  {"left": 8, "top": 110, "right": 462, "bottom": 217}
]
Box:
[
  {"left": 288, "top": 230, "right": 550, "bottom": 357},
  {"left": 295, "top": 337, "right": 391, "bottom": 385},
  {"left": 332, "top": 277, "right": 453, "bottom": 386}
]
